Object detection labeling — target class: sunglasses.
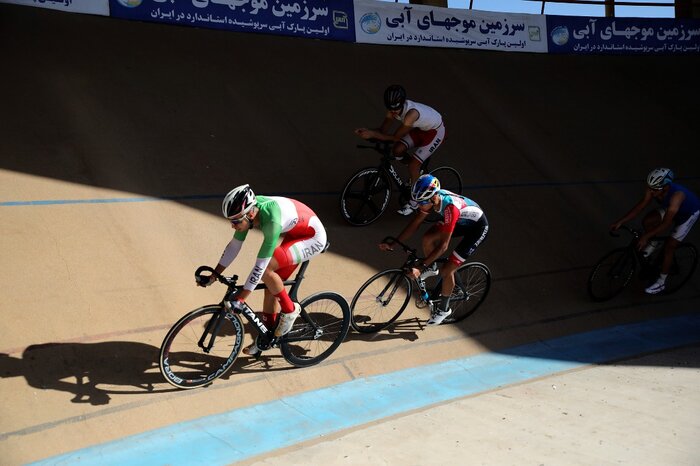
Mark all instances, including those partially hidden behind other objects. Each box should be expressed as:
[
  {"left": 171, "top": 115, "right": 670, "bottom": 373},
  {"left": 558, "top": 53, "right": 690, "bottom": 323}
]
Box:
[{"left": 229, "top": 215, "right": 249, "bottom": 225}]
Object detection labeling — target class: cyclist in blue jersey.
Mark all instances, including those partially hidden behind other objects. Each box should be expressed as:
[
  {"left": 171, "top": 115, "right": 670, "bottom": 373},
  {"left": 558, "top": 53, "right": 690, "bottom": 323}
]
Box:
[
  {"left": 611, "top": 168, "right": 700, "bottom": 294},
  {"left": 379, "top": 174, "right": 488, "bottom": 325}
]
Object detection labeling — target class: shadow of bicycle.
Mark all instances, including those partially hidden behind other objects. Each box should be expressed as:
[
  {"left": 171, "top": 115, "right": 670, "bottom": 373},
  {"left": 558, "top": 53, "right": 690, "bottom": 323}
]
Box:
[{"left": 0, "top": 341, "right": 177, "bottom": 405}]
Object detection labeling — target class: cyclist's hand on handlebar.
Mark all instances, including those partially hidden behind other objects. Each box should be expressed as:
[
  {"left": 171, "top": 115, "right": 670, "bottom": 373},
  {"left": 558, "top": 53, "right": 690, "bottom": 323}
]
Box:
[
  {"left": 406, "top": 267, "right": 420, "bottom": 279},
  {"left": 354, "top": 128, "right": 375, "bottom": 140},
  {"left": 379, "top": 241, "right": 394, "bottom": 251},
  {"left": 227, "top": 298, "right": 246, "bottom": 312},
  {"left": 636, "top": 235, "right": 650, "bottom": 251},
  {"left": 196, "top": 275, "right": 216, "bottom": 287}
]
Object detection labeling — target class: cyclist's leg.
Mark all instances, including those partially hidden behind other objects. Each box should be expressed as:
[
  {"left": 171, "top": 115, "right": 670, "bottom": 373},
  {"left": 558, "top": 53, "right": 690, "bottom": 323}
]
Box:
[
  {"left": 406, "top": 127, "right": 443, "bottom": 178},
  {"left": 449, "top": 217, "right": 489, "bottom": 274},
  {"left": 648, "top": 211, "right": 699, "bottom": 293},
  {"left": 271, "top": 217, "right": 327, "bottom": 335},
  {"left": 642, "top": 209, "right": 663, "bottom": 232},
  {"left": 421, "top": 225, "right": 442, "bottom": 257},
  {"left": 243, "top": 261, "right": 284, "bottom": 355}
]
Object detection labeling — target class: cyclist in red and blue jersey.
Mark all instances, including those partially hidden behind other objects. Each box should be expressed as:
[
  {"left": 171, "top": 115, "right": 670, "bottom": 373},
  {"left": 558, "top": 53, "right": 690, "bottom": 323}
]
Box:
[
  {"left": 200, "top": 184, "right": 328, "bottom": 354},
  {"left": 611, "top": 168, "right": 700, "bottom": 294},
  {"left": 379, "top": 174, "right": 488, "bottom": 325}
]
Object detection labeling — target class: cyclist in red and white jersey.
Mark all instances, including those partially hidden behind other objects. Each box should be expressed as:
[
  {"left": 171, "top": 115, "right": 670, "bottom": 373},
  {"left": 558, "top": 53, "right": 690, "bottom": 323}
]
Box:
[
  {"left": 200, "top": 184, "right": 327, "bottom": 354},
  {"left": 379, "top": 174, "right": 488, "bottom": 325},
  {"left": 354, "top": 84, "right": 446, "bottom": 216}
]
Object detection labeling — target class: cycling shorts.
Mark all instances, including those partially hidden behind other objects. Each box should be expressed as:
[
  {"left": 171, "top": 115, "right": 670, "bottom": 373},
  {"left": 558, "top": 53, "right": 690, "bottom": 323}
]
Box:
[
  {"left": 272, "top": 216, "right": 327, "bottom": 280},
  {"left": 446, "top": 216, "right": 489, "bottom": 266},
  {"left": 399, "top": 122, "right": 446, "bottom": 163},
  {"left": 660, "top": 208, "right": 699, "bottom": 241}
]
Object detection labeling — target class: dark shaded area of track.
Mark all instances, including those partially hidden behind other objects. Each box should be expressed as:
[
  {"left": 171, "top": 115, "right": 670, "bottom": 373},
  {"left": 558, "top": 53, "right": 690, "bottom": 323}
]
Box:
[{"left": 2, "top": 3, "right": 700, "bottom": 359}]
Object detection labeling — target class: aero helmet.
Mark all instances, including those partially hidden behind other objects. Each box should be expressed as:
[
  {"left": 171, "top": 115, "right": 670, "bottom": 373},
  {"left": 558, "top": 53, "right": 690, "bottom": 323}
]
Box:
[
  {"left": 411, "top": 174, "right": 441, "bottom": 202},
  {"left": 222, "top": 184, "right": 257, "bottom": 218},
  {"left": 646, "top": 168, "right": 674, "bottom": 190},
  {"left": 383, "top": 84, "right": 406, "bottom": 111}
]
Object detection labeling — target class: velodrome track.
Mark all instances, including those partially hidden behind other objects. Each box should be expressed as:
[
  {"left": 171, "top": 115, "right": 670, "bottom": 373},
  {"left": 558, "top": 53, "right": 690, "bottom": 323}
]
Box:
[{"left": 1, "top": 4, "right": 699, "bottom": 464}]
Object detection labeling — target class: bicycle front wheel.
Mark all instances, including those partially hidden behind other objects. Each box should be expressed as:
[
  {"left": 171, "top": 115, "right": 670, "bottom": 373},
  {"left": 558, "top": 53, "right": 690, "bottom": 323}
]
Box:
[
  {"left": 664, "top": 243, "right": 698, "bottom": 294},
  {"left": 429, "top": 166, "right": 462, "bottom": 195},
  {"left": 350, "top": 269, "right": 412, "bottom": 333},
  {"left": 159, "top": 305, "right": 245, "bottom": 389},
  {"left": 281, "top": 292, "right": 350, "bottom": 367},
  {"left": 443, "top": 262, "right": 491, "bottom": 324},
  {"left": 340, "top": 168, "right": 391, "bottom": 226},
  {"left": 587, "top": 248, "right": 636, "bottom": 302}
]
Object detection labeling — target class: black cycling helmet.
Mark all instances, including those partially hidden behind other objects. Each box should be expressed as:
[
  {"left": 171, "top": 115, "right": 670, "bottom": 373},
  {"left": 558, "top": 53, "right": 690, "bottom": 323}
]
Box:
[{"left": 383, "top": 84, "right": 406, "bottom": 111}]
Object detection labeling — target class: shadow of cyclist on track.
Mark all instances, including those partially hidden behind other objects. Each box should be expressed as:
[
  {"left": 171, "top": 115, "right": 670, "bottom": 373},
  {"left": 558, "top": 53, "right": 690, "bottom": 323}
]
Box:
[{"left": 0, "top": 341, "right": 174, "bottom": 406}]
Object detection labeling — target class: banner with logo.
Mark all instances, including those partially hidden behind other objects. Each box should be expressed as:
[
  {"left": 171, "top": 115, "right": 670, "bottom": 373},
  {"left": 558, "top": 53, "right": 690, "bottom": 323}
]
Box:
[
  {"left": 547, "top": 16, "right": 700, "bottom": 54},
  {"left": 0, "top": 0, "right": 109, "bottom": 15},
  {"left": 109, "top": 0, "right": 354, "bottom": 42},
  {"left": 354, "top": 0, "right": 547, "bottom": 53}
]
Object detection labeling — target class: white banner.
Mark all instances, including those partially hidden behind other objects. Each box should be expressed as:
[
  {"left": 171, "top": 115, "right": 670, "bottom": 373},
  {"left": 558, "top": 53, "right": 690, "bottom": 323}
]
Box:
[
  {"left": 0, "top": 0, "right": 109, "bottom": 15},
  {"left": 354, "top": 0, "right": 547, "bottom": 53}
]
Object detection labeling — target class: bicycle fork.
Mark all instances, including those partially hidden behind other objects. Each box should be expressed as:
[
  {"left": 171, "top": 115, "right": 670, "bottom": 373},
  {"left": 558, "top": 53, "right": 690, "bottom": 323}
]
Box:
[{"left": 199, "top": 309, "right": 227, "bottom": 353}]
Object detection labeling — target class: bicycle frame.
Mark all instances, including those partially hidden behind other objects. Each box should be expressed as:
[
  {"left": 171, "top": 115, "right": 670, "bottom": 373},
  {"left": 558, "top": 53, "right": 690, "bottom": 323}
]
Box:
[
  {"left": 362, "top": 141, "right": 432, "bottom": 194},
  {"left": 196, "top": 260, "right": 314, "bottom": 354}
]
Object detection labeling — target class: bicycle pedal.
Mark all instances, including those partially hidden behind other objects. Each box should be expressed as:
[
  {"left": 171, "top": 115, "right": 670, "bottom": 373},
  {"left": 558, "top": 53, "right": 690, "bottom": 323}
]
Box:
[{"left": 415, "top": 297, "right": 428, "bottom": 309}]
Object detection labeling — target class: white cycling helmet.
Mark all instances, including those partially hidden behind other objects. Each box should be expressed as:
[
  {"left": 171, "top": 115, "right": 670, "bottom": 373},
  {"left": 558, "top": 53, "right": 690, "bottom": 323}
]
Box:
[
  {"left": 646, "top": 168, "right": 674, "bottom": 190},
  {"left": 222, "top": 184, "right": 257, "bottom": 218}
]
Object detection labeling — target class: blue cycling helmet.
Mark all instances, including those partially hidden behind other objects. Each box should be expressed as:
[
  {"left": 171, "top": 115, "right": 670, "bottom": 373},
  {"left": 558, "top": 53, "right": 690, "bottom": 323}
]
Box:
[
  {"left": 646, "top": 168, "right": 674, "bottom": 190},
  {"left": 411, "top": 174, "right": 440, "bottom": 202}
]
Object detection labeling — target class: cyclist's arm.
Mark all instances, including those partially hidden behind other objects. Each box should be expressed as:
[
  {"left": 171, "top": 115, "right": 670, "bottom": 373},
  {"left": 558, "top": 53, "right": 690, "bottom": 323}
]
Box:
[
  {"left": 422, "top": 205, "right": 458, "bottom": 266},
  {"left": 357, "top": 110, "right": 419, "bottom": 142},
  {"left": 611, "top": 188, "right": 653, "bottom": 230},
  {"left": 237, "top": 222, "right": 282, "bottom": 302},
  {"left": 395, "top": 208, "right": 430, "bottom": 242}
]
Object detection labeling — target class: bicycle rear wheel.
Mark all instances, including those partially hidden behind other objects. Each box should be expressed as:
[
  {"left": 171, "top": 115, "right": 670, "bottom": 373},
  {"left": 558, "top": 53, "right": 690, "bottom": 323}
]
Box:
[
  {"left": 159, "top": 305, "right": 245, "bottom": 389},
  {"left": 663, "top": 243, "right": 698, "bottom": 294},
  {"left": 587, "top": 247, "right": 636, "bottom": 301},
  {"left": 443, "top": 262, "right": 491, "bottom": 324},
  {"left": 340, "top": 168, "right": 391, "bottom": 226},
  {"left": 350, "top": 269, "right": 412, "bottom": 333},
  {"left": 281, "top": 292, "right": 350, "bottom": 367}
]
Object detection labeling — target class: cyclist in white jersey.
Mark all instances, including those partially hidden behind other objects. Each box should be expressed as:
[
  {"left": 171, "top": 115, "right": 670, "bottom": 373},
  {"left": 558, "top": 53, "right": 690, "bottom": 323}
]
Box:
[
  {"left": 354, "top": 84, "right": 446, "bottom": 216},
  {"left": 199, "top": 184, "right": 328, "bottom": 354},
  {"left": 379, "top": 174, "right": 488, "bottom": 325}
]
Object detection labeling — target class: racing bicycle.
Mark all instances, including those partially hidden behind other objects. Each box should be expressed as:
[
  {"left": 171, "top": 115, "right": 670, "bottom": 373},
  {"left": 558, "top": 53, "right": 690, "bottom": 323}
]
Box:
[
  {"left": 159, "top": 253, "right": 350, "bottom": 389},
  {"left": 350, "top": 237, "right": 491, "bottom": 333},
  {"left": 587, "top": 225, "right": 698, "bottom": 301},
  {"left": 340, "top": 140, "right": 463, "bottom": 226}
]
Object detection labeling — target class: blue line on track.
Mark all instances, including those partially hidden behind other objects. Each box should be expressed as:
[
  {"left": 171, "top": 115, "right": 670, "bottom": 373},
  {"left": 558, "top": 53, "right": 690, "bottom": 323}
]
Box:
[
  {"left": 30, "top": 313, "right": 700, "bottom": 466},
  {"left": 4, "top": 177, "right": 699, "bottom": 207}
]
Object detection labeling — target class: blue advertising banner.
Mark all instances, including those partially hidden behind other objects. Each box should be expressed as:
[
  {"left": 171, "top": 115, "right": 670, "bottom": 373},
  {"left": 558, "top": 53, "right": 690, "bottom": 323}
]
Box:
[
  {"left": 109, "top": 0, "right": 355, "bottom": 42},
  {"left": 547, "top": 15, "right": 700, "bottom": 54}
]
